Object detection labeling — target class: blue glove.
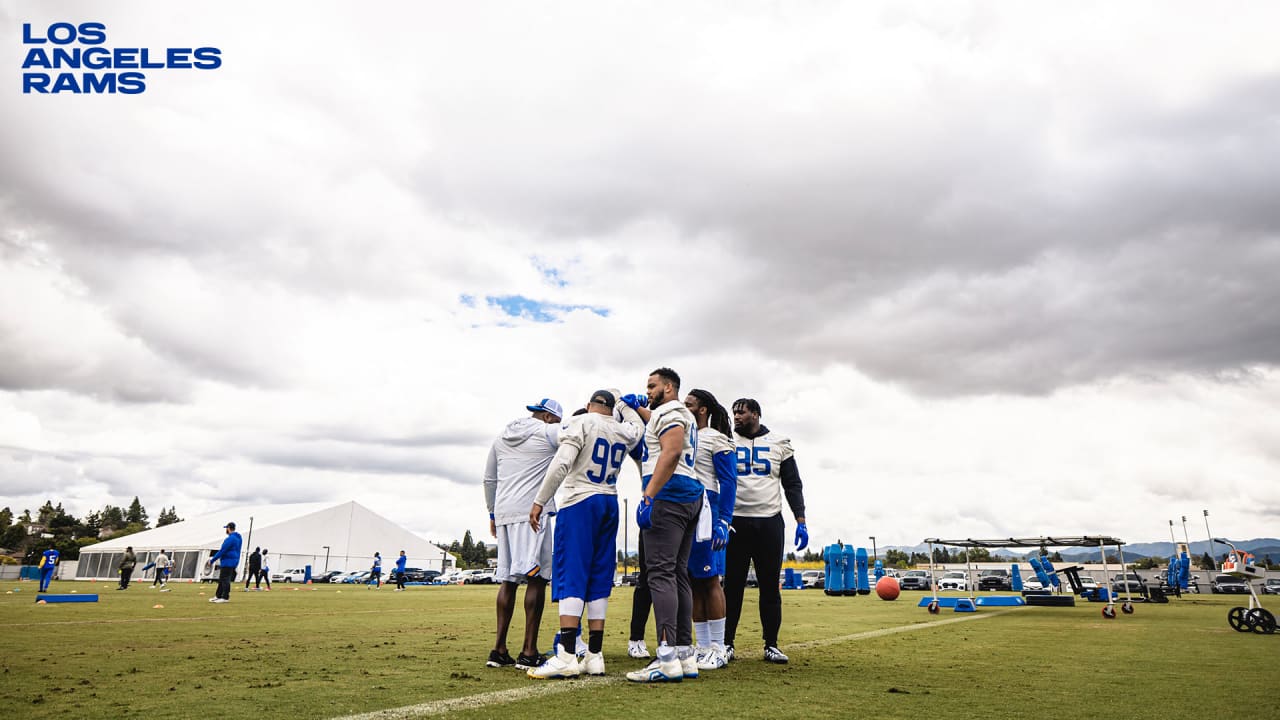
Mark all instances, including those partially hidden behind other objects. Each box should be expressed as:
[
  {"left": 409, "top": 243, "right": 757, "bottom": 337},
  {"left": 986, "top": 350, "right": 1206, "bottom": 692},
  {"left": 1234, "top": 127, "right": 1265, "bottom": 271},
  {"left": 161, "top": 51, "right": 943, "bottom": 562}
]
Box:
[
  {"left": 620, "top": 393, "right": 649, "bottom": 410},
  {"left": 794, "top": 522, "right": 809, "bottom": 552},
  {"left": 636, "top": 496, "right": 653, "bottom": 530},
  {"left": 711, "top": 519, "right": 730, "bottom": 550}
]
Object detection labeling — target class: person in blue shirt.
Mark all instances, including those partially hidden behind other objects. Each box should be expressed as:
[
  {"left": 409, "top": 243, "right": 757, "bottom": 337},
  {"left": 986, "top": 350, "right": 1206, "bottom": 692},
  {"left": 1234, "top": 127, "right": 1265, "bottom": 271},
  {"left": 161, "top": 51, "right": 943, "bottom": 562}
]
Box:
[
  {"left": 370, "top": 552, "right": 383, "bottom": 589},
  {"left": 38, "top": 547, "right": 60, "bottom": 592},
  {"left": 208, "top": 522, "right": 243, "bottom": 604},
  {"left": 395, "top": 550, "right": 408, "bottom": 591}
]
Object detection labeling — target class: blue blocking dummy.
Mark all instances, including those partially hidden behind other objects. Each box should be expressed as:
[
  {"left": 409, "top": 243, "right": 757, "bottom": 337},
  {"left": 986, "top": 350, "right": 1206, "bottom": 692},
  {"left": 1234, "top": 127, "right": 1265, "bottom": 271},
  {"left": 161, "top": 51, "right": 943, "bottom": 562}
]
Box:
[{"left": 855, "top": 547, "right": 870, "bottom": 595}]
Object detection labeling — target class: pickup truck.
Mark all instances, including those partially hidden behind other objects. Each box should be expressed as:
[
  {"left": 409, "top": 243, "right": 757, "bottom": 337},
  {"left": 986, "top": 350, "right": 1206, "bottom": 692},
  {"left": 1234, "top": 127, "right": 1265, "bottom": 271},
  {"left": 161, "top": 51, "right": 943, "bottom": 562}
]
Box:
[{"left": 977, "top": 569, "right": 1012, "bottom": 591}]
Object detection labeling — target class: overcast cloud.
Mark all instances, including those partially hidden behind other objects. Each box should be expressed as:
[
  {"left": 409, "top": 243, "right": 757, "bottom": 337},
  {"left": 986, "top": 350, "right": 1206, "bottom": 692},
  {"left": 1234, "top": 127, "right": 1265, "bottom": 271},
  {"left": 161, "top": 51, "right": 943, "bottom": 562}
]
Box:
[{"left": 1, "top": 1, "right": 1278, "bottom": 548}]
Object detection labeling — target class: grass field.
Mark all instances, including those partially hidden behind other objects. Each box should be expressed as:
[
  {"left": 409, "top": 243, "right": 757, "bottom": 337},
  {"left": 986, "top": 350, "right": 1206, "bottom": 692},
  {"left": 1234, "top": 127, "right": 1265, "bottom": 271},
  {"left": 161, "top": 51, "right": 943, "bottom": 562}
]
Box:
[{"left": 2, "top": 580, "right": 1277, "bottom": 719}]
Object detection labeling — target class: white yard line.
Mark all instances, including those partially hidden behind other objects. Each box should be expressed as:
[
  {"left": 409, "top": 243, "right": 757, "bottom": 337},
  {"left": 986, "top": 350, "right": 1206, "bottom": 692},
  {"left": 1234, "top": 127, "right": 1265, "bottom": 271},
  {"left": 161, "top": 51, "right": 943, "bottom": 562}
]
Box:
[{"left": 336, "top": 610, "right": 1013, "bottom": 719}]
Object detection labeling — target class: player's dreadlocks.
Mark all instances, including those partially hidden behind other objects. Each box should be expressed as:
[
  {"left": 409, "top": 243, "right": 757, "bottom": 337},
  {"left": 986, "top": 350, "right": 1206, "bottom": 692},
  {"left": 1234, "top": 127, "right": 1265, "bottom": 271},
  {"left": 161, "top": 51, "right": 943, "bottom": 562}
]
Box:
[{"left": 689, "top": 388, "right": 731, "bottom": 436}]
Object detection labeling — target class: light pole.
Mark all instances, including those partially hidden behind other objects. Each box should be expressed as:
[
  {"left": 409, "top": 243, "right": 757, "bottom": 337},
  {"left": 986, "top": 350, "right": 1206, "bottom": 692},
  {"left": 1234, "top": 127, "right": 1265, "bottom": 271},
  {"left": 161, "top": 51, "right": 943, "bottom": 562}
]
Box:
[
  {"left": 322, "top": 546, "right": 330, "bottom": 573},
  {"left": 623, "top": 498, "right": 629, "bottom": 577},
  {"left": 1203, "top": 510, "right": 1217, "bottom": 573},
  {"left": 869, "top": 536, "right": 877, "bottom": 562}
]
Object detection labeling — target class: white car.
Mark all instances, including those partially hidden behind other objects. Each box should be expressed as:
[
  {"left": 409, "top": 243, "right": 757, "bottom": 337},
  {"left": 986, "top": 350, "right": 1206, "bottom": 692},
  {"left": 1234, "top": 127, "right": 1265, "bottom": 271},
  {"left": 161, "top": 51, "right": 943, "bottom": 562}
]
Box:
[
  {"left": 938, "top": 571, "right": 968, "bottom": 591},
  {"left": 1022, "top": 576, "right": 1045, "bottom": 591},
  {"left": 271, "top": 568, "right": 308, "bottom": 583},
  {"left": 1078, "top": 575, "right": 1098, "bottom": 591}
]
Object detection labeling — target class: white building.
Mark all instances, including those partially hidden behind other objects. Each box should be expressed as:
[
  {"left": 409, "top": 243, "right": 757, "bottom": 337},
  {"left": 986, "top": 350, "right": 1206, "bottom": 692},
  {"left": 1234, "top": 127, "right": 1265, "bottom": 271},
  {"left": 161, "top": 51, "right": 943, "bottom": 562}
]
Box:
[{"left": 75, "top": 501, "right": 455, "bottom": 581}]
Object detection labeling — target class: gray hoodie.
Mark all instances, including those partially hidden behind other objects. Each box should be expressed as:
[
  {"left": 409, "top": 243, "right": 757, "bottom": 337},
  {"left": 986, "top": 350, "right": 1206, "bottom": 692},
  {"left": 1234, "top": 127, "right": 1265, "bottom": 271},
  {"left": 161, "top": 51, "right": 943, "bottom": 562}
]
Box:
[{"left": 483, "top": 417, "right": 561, "bottom": 525}]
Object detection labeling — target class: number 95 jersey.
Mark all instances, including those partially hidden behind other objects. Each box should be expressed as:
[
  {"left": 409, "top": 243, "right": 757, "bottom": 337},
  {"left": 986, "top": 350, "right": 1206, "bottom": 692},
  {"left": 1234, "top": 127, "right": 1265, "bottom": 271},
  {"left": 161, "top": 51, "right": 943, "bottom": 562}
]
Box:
[{"left": 733, "top": 430, "right": 794, "bottom": 518}]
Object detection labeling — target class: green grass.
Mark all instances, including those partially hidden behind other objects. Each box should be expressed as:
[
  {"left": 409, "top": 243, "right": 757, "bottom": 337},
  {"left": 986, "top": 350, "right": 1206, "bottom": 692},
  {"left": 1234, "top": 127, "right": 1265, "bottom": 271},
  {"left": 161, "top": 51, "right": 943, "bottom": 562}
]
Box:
[{"left": 2, "top": 581, "right": 1276, "bottom": 719}]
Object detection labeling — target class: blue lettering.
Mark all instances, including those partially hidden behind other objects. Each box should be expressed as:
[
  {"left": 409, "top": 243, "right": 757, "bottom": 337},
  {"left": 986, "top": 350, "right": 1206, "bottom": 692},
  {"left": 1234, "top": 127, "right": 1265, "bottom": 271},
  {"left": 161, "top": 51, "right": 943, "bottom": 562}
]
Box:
[
  {"left": 117, "top": 71, "right": 146, "bottom": 94},
  {"left": 22, "top": 23, "right": 46, "bottom": 44},
  {"left": 47, "top": 23, "right": 78, "bottom": 45},
  {"left": 167, "top": 48, "right": 192, "bottom": 69},
  {"left": 193, "top": 47, "right": 221, "bottom": 70},
  {"left": 139, "top": 48, "right": 165, "bottom": 69},
  {"left": 22, "top": 48, "right": 51, "bottom": 69},
  {"left": 23, "top": 73, "right": 51, "bottom": 93},
  {"left": 79, "top": 22, "right": 107, "bottom": 45}
]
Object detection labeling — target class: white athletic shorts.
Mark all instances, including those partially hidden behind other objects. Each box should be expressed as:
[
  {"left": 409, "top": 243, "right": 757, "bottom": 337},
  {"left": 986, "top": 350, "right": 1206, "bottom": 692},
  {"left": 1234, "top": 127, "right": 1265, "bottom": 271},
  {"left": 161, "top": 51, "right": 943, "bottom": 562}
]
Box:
[{"left": 495, "top": 518, "right": 553, "bottom": 583}]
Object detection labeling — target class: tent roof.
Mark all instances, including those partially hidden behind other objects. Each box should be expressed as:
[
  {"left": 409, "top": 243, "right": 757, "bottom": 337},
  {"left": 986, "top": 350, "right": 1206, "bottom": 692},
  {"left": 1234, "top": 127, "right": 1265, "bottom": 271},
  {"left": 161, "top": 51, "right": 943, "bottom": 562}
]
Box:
[{"left": 86, "top": 502, "right": 333, "bottom": 550}]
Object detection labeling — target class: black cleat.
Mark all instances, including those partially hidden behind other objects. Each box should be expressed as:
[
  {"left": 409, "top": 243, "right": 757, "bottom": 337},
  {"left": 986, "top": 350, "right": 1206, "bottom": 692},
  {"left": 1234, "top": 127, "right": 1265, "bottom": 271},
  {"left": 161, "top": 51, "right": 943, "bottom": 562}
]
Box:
[{"left": 486, "top": 649, "right": 516, "bottom": 668}]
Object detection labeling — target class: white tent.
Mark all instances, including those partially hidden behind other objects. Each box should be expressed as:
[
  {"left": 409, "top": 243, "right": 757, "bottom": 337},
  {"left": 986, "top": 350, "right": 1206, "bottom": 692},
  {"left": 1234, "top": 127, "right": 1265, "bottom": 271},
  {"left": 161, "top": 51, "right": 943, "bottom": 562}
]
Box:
[{"left": 76, "top": 501, "right": 455, "bottom": 581}]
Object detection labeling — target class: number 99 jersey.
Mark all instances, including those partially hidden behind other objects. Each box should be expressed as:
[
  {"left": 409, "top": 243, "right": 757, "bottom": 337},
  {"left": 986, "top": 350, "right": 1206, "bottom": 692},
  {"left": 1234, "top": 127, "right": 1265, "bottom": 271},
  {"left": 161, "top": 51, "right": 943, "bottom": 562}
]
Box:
[
  {"left": 733, "top": 430, "right": 794, "bottom": 518},
  {"left": 536, "top": 413, "right": 644, "bottom": 510}
]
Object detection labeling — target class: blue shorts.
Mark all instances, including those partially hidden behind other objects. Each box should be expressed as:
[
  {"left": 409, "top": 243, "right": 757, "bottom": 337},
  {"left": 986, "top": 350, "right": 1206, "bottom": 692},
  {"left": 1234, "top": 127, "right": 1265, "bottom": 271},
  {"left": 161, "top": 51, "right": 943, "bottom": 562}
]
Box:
[
  {"left": 552, "top": 493, "right": 619, "bottom": 603},
  {"left": 688, "top": 538, "right": 725, "bottom": 579}
]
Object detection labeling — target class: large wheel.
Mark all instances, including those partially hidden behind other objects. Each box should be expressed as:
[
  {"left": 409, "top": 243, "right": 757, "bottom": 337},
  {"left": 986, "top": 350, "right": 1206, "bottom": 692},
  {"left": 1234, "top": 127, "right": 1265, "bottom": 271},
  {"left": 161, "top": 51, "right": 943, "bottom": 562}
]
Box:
[
  {"left": 1227, "top": 606, "right": 1251, "bottom": 632},
  {"left": 1246, "top": 608, "right": 1276, "bottom": 635},
  {"left": 1121, "top": 602, "right": 1135, "bottom": 615},
  {"left": 927, "top": 601, "right": 940, "bottom": 614},
  {"left": 1102, "top": 606, "right": 1116, "bottom": 619}
]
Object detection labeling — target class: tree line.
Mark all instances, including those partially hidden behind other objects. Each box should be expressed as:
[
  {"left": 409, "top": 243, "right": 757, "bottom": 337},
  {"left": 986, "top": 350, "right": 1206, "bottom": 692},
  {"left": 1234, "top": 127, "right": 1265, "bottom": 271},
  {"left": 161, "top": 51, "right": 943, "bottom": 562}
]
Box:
[
  {"left": 0, "top": 497, "right": 182, "bottom": 565},
  {"left": 446, "top": 529, "right": 497, "bottom": 569}
]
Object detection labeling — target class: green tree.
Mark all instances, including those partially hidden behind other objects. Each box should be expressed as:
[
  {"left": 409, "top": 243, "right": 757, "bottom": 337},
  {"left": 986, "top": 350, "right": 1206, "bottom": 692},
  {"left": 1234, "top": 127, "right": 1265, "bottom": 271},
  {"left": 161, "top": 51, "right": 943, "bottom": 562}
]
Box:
[
  {"left": 1049, "top": 551, "right": 1064, "bottom": 562},
  {"left": 126, "top": 497, "right": 148, "bottom": 528},
  {"left": 968, "top": 548, "right": 992, "bottom": 562},
  {"left": 156, "top": 506, "right": 182, "bottom": 527},
  {"left": 1197, "top": 552, "right": 1215, "bottom": 571},
  {"left": 909, "top": 552, "right": 930, "bottom": 567},
  {"left": 1133, "top": 556, "right": 1160, "bottom": 570},
  {"left": 884, "top": 549, "right": 910, "bottom": 569},
  {"left": 100, "top": 505, "right": 125, "bottom": 531}
]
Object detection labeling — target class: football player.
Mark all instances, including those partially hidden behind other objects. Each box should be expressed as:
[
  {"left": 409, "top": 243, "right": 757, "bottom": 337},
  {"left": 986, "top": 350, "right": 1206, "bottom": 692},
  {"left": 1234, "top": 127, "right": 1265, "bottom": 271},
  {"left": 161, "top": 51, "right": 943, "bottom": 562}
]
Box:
[
  {"left": 724, "top": 398, "right": 808, "bottom": 664},
  {"left": 684, "top": 389, "right": 737, "bottom": 670},
  {"left": 526, "top": 390, "right": 644, "bottom": 679}
]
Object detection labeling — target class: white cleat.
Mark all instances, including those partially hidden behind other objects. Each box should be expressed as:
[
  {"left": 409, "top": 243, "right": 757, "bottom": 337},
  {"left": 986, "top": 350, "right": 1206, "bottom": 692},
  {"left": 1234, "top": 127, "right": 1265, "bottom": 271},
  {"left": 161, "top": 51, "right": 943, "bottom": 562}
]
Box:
[
  {"left": 581, "top": 651, "right": 605, "bottom": 676},
  {"left": 626, "top": 657, "right": 683, "bottom": 683},
  {"left": 680, "top": 652, "right": 699, "bottom": 679},
  {"left": 527, "top": 650, "right": 580, "bottom": 679},
  {"left": 627, "top": 639, "right": 650, "bottom": 659},
  {"left": 696, "top": 647, "right": 727, "bottom": 670}
]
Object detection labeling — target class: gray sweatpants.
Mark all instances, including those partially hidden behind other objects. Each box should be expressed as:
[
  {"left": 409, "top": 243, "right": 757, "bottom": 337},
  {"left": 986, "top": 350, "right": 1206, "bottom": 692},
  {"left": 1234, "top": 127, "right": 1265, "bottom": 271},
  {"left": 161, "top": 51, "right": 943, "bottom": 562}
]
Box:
[{"left": 641, "top": 498, "right": 699, "bottom": 648}]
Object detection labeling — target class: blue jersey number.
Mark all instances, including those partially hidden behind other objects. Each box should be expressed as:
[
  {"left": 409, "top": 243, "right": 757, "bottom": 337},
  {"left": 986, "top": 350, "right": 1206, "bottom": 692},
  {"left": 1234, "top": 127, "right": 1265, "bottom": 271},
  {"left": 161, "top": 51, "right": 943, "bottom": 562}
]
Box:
[
  {"left": 587, "top": 438, "right": 627, "bottom": 485},
  {"left": 736, "top": 446, "right": 771, "bottom": 476},
  {"left": 684, "top": 424, "right": 698, "bottom": 468}
]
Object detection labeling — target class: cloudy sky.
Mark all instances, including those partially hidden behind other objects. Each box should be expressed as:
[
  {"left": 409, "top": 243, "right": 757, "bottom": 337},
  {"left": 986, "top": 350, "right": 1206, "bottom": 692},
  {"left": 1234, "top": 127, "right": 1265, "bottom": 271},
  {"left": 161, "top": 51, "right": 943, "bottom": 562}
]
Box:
[{"left": 2, "top": 1, "right": 1278, "bottom": 551}]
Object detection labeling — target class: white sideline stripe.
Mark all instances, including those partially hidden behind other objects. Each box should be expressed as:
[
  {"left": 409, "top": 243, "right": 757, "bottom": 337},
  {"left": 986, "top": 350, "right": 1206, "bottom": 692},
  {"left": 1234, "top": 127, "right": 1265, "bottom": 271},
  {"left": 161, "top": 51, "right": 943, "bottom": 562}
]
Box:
[
  {"left": 339, "top": 677, "right": 625, "bottom": 720},
  {"left": 334, "top": 611, "right": 1012, "bottom": 720},
  {"left": 788, "top": 608, "right": 1013, "bottom": 650}
]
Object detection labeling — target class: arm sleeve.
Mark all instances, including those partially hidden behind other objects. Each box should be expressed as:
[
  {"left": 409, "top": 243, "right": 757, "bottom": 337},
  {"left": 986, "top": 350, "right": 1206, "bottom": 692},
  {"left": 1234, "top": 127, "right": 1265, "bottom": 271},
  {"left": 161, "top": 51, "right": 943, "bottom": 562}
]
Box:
[
  {"left": 713, "top": 449, "right": 737, "bottom": 523},
  {"left": 780, "top": 456, "right": 806, "bottom": 519},
  {"left": 535, "top": 441, "right": 579, "bottom": 507},
  {"left": 483, "top": 442, "right": 499, "bottom": 513}
]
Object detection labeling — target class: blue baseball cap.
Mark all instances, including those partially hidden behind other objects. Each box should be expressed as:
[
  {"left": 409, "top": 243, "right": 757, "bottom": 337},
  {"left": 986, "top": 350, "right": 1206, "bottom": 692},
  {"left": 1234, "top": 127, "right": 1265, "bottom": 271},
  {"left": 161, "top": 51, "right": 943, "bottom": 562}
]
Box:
[{"left": 526, "top": 398, "right": 563, "bottom": 419}]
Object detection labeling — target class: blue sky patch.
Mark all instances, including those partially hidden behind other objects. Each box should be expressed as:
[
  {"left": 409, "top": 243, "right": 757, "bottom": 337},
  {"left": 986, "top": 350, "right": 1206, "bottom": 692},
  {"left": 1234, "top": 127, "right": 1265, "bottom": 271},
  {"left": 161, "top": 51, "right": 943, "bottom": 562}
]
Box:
[{"left": 486, "top": 295, "right": 609, "bottom": 322}]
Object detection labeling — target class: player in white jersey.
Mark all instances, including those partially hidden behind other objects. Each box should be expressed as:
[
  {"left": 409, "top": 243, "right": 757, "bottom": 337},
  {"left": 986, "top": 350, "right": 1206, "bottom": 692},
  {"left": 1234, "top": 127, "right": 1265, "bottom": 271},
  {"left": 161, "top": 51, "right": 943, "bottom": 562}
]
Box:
[
  {"left": 525, "top": 390, "right": 644, "bottom": 679},
  {"left": 482, "top": 397, "right": 563, "bottom": 670},
  {"left": 724, "top": 398, "right": 808, "bottom": 665},
  {"left": 684, "top": 389, "right": 737, "bottom": 670},
  {"left": 625, "top": 367, "right": 704, "bottom": 684}
]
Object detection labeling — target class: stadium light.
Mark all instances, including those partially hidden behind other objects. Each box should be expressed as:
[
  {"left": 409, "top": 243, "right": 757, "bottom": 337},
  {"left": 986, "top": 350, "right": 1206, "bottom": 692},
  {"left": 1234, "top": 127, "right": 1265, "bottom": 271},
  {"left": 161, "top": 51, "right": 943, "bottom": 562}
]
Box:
[
  {"left": 869, "top": 536, "right": 876, "bottom": 562},
  {"left": 1203, "top": 510, "right": 1217, "bottom": 572},
  {"left": 322, "top": 546, "right": 330, "bottom": 573}
]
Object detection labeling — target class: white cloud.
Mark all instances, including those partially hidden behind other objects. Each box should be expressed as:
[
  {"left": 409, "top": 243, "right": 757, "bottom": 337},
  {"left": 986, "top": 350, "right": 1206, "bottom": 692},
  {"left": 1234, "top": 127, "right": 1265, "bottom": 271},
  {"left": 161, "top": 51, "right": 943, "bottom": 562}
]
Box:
[{"left": 2, "top": 2, "right": 1279, "bottom": 546}]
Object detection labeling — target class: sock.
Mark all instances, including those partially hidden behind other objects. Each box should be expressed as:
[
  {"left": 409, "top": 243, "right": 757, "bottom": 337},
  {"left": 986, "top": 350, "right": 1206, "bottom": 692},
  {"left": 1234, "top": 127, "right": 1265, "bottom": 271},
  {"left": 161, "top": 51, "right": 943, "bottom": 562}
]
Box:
[
  {"left": 560, "top": 627, "right": 578, "bottom": 655},
  {"left": 657, "top": 642, "right": 675, "bottom": 661},
  {"left": 693, "top": 621, "right": 709, "bottom": 648},
  {"left": 588, "top": 630, "right": 604, "bottom": 653},
  {"left": 677, "top": 645, "right": 693, "bottom": 660},
  {"left": 709, "top": 618, "right": 726, "bottom": 651}
]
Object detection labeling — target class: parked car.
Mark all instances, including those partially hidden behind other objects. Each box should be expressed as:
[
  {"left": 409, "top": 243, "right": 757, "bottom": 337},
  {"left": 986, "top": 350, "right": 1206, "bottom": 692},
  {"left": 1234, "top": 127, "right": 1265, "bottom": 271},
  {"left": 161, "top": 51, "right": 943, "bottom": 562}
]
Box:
[
  {"left": 404, "top": 569, "right": 440, "bottom": 583},
  {"left": 802, "top": 570, "right": 825, "bottom": 589},
  {"left": 338, "top": 571, "right": 370, "bottom": 584},
  {"left": 272, "top": 568, "right": 308, "bottom": 583},
  {"left": 746, "top": 569, "right": 759, "bottom": 588},
  {"left": 618, "top": 573, "right": 640, "bottom": 586},
  {"left": 1110, "top": 572, "right": 1147, "bottom": 596},
  {"left": 977, "top": 569, "right": 1012, "bottom": 591},
  {"left": 463, "top": 569, "right": 496, "bottom": 585},
  {"left": 1077, "top": 575, "right": 1099, "bottom": 592},
  {"left": 313, "top": 570, "right": 345, "bottom": 584},
  {"left": 1260, "top": 578, "right": 1280, "bottom": 595},
  {"left": 898, "top": 570, "right": 931, "bottom": 591},
  {"left": 938, "top": 571, "right": 968, "bottom": 591},
  {"left": 1022, "top": 576, "right": 1046, "bottom": 592},
  {"left": 1210, "top": 574, "right": 1249, "bottom": 594}
]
